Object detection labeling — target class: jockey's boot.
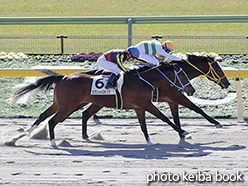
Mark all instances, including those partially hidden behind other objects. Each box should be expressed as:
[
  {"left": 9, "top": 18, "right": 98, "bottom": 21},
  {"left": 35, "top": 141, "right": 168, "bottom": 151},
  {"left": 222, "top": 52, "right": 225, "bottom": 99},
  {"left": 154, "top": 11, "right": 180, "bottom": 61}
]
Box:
[
  {"left": 113, "top": 74, "right": 120, "bottom": 84},
  {"left": 105, "top": 73, "right": 118, "bottom": 89}
]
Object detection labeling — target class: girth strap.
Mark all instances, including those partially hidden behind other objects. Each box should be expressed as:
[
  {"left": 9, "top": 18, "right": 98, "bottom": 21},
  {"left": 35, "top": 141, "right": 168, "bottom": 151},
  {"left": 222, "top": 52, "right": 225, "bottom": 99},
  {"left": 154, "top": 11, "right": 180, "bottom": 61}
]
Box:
[
  {"left": 137, "top": 71, "right": 158, "bottom": 102},
  {"left": 115, "top": 89, "right": 123, "bottom": 109},
  {"left": 152, "top": 88, "right": 159, "bottom": 102}
]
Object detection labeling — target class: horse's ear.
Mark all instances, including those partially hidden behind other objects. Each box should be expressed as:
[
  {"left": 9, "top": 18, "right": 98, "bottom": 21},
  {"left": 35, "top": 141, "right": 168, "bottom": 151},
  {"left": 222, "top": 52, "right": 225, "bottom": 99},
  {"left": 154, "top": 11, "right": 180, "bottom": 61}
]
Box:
[
  {"left": 181, "top": 58, "right": 187, "bottom": 63},
  {"left": 186, "top": 54, "right": 195, "bottom": 60},
  {"left": 206, "top": 55, "right": 215, "bottom": 62}
]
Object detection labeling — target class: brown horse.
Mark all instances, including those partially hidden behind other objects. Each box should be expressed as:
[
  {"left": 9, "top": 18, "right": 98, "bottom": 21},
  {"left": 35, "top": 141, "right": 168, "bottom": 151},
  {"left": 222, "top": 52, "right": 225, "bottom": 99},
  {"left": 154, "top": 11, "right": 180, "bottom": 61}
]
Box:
[
  {"left": 164, "top": 55, "right": 230, "bottom": 128},
  {"left": 12, "top": 63, "right": 195, "bottom": 147},
  {"left": 81, "top": 55, "right": 230, "bottom": 142}
]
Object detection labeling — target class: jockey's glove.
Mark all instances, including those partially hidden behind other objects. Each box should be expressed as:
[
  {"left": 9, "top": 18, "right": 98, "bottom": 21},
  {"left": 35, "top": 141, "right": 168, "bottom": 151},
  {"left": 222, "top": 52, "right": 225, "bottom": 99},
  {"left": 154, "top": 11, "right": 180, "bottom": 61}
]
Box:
[{"left": 125, "top": 70, "right": 133, "bottom": 77}]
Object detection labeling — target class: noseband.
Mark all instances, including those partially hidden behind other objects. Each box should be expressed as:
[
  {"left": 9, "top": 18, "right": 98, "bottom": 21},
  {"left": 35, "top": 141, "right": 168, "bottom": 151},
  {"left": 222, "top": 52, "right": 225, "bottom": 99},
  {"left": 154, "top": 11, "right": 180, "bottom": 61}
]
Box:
[{"left": 185, "top": 60, "right": 226, "bottom": 84}]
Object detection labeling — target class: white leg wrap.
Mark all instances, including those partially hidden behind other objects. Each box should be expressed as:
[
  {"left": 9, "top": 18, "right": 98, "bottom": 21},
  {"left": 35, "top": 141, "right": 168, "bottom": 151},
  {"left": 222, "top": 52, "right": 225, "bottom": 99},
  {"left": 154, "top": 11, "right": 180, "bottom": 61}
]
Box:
[
  {"left": 216, "top": 124, "right": 223, "bottom": 128},
  {"left": 147, "top": 138, "right": 155, "bottom": 146},
  {"left": 51, "top": 139, "right": 57, "bottom": 147},
  {"left": 26, "top": 125, "right": 37, "bottom": 135},
  {"left": 182, "top": 131, "right": 189, "bottom": 137}
]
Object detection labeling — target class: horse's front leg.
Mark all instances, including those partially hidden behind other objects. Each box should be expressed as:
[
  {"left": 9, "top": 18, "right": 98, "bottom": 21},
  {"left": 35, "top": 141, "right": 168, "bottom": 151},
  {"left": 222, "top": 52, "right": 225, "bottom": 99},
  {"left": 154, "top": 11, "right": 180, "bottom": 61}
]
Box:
[
  {"left": 168, "top": 102, "right": 181, "bottom": 129},
  {"left": 82, "top": 104, "right": 103, "bottom": 139},
  {"left": 176, "top": 95, "right": 222, "bottom": 128},
  {"left": 134, "top": 108, "right": 154, "bottom": 145}
]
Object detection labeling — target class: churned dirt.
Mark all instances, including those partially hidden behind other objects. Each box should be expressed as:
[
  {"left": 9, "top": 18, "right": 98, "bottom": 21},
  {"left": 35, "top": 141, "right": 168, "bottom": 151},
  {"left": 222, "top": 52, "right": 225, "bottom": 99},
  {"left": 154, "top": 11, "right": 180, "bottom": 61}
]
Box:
[{"left": 0, "top": 117, "right": 247, "bottom": 185}]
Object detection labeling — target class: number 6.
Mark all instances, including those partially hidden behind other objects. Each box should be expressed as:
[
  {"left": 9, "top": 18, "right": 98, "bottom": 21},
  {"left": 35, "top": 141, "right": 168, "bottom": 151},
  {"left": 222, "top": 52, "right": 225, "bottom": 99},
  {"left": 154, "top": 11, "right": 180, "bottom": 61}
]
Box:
[{"left": 95, "top": 78, "right": 105, "bottom": 89}]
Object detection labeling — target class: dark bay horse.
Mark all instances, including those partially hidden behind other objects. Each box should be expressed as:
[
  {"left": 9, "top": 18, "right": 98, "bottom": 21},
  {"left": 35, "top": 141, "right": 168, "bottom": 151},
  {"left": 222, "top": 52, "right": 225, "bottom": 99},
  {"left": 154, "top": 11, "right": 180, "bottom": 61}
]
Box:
[
  {"left": 81, "top": 55, "right": 230, "bottom": 142},
  {"left": 164, "top": 54, "right": 230, "bottom": 128},
  {"left": 12, "top": 63, "right": 195, "bottom": 147}
]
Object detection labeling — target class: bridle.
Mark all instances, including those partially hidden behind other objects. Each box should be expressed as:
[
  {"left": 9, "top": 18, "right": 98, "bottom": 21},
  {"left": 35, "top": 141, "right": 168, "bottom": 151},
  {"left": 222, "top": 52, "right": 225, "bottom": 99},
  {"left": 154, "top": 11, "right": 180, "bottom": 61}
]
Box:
[
  {"left": 185, "top": 60, "right": 226, "bottom": 84},
  {"left": 136, "top": 65, "right": 191, "bottom": 92}
]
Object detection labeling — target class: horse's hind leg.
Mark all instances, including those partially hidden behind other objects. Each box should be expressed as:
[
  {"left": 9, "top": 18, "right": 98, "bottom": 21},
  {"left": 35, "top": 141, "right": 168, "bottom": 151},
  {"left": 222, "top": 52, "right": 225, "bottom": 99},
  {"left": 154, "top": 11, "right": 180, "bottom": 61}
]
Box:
[
  {"left": 48, "top": 109, "right": 73, "bottom": 147},
  {"left": 26, "top": 103, "right": 57, "bottom": 134},
  {"left": 82, "top": 104, "right": 103, "bottom": 139},
  {"left": 134, "top": 108, "right": 154, "bottom": 145}
]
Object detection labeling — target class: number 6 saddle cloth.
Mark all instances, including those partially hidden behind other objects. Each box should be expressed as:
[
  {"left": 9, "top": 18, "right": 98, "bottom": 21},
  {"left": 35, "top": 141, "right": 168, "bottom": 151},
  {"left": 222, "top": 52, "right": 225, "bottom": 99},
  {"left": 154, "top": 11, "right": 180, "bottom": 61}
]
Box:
[
  {"left": 91, "top": 72, "right": 124, "bottom": 96},
  {"left": 91, "top": 72, "right": 124, "bottom": 109}
]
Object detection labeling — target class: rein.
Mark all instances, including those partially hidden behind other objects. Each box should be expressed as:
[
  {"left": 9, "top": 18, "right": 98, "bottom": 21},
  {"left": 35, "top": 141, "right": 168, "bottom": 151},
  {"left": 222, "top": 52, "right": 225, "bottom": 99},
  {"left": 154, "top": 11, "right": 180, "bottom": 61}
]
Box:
[
  {"left": 156, "top": 68, "right": 191, "bottom": 91},
  {"left": 136, "top": 65, "right": 191, "bottom": 92},
  {"left": 185, "top": 60, "right": 226, "bottom": 84}
]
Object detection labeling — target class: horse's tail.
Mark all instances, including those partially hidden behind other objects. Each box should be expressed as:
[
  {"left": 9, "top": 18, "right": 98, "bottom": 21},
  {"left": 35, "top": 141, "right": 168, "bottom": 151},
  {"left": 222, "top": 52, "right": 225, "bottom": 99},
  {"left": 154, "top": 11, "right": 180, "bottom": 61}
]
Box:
[{"left": 12, "top": 75, "right": 64, "bottom": 102}]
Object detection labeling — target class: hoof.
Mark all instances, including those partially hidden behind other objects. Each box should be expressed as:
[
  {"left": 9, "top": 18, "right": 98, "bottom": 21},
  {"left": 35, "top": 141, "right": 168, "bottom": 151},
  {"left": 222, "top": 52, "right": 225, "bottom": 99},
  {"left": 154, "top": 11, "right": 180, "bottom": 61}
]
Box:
[
  {"left": 50, "top": 139, "right": 57, "bottom": 148},
  {"left": 180, "top": 133, "right": 192, "bottom": 139},
  {"left": 3, "top": 133, "right": 26, "bottom": 146},
  {"left": 146, "top": 138, "right": 156, "bottom": 146},
  {"left": 26, "top": 125, "right": 37, "bottom": 136},
  {"left": 216, "top": 124, "right": 223, "bottom": 128},
  {"left": 83, "top": 135, "right": 89, "bottom": 140},
  {"left": 181, "top": 131, "right": 190, "bottom": 137},
  {"left": 85, "top": 138, "right": 92, "bottom": 143}
]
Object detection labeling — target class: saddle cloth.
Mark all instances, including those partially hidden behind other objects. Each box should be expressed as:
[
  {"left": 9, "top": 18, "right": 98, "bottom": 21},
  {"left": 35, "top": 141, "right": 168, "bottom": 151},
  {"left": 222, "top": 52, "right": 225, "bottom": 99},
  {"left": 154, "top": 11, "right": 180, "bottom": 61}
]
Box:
[{"left": 91, "top": 72, "right": 124, "bottom": 95}]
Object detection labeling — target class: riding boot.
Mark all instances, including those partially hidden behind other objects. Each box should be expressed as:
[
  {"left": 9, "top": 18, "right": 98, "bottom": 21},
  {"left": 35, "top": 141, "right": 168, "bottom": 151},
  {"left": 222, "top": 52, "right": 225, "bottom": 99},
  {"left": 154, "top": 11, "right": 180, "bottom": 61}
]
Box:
[
  {"left": 113, "top": 74, "right": 120, "bottom": 85},
  {"left": 105, "top": 73, "right": 118, "bottom": 89}
]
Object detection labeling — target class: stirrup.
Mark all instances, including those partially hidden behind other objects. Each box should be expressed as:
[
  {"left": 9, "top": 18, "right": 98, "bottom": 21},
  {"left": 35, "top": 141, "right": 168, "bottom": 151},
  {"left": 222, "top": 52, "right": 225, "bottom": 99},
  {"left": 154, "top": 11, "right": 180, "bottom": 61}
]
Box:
[
  {"left": 105, "top": 73, "right": 118, "bottom": 89},
  {"left": 105, "top": 83, "right": 117, "bottom": 90}
]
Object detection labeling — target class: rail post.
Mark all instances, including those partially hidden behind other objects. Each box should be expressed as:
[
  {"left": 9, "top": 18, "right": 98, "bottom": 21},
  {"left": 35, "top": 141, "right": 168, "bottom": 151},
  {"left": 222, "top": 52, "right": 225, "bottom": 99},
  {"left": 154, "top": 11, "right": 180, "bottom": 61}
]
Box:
[
  {"left": 151, "top": 35, "right": 163, "bottom": 40},
  {"left": 235, "top": 77, "right": 244, "bottom": 122},
  {"left": 56, "top": 35, "right": 68, "bottom": 54},
  {"left": 127, "top": 18, "right": 134, "bottom": 47}
]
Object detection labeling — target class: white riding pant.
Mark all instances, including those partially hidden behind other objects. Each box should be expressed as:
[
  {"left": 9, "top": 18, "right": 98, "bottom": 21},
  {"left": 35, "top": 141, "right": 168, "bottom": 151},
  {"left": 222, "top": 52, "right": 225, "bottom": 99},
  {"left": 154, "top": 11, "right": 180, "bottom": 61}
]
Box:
[
  {"left": 97, "top": 55, "right": 121, "bottom": 75},
  {"left": 139, "top": 52, "right": 159, "bottom": 65}
]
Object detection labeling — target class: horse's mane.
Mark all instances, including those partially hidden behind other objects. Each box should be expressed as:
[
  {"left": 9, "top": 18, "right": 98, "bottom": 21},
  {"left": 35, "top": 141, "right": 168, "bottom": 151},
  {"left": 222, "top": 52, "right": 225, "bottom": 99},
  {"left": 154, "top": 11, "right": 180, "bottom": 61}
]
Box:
[
  {"left": 171, "top": 54, "right": 214, "bottom": 64},
  {"left": 158, "top": 55, "right": 209, "bottom": 69},
  {"left": 159, "top": 62, "right": 177, "bottom": 70},
  {"left": 187, "top": 54, "right": 208, "bottom": 61}
]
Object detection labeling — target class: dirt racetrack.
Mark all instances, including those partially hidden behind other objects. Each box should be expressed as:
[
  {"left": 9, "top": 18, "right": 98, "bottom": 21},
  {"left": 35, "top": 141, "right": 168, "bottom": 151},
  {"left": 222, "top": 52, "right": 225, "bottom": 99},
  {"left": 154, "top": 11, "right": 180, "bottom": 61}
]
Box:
[{"left": 0, "top": 117, "right": 248, "bottom": 185}]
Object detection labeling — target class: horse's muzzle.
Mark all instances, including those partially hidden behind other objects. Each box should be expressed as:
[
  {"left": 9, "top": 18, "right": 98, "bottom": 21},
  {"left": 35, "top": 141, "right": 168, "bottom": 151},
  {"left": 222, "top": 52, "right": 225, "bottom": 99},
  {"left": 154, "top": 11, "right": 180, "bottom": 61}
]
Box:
[
  {"left": 184, "top": 87, "right": 195, "bottom": 96},
  {"left": 219, "top": 81, "right": 230, "bottom": 89}
]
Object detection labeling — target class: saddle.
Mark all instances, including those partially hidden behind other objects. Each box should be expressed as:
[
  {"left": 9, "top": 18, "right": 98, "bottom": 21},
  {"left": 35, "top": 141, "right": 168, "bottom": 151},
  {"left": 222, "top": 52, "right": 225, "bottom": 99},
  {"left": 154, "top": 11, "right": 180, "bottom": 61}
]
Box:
[{"left": 87, "top": 65, "right": 159, "bottom": 103}]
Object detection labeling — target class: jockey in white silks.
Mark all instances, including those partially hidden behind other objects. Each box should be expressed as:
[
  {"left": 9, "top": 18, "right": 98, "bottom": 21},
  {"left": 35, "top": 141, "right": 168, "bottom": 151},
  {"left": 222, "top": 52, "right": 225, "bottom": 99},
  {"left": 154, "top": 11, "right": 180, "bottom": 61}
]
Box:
[{"left": 135, "top": 40, "right": 182, "bottom": 65}]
